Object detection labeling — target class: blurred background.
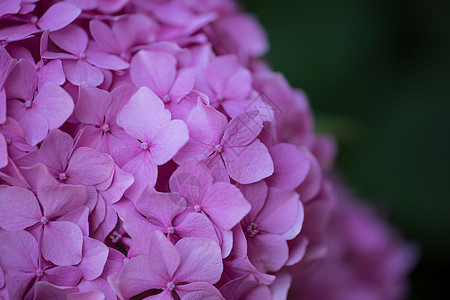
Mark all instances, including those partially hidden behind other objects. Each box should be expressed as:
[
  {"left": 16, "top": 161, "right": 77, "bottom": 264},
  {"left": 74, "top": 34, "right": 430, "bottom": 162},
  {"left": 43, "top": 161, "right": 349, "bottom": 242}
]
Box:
[{"left": 242, "top": 0, "right": 450, "bottom": 299}]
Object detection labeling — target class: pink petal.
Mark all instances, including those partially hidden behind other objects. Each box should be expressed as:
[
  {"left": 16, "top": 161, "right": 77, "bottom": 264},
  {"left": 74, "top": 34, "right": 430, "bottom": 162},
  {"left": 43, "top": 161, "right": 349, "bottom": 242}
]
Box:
[
  {"left": 50, "top": 24, "right": 88, "bottom": 55},
  {"left": 4, "top": 59, "right": 37, "bottom": 101},
  {"left": 33, "top": 82, "right": 74, "bottom": 129},
  {"left": 135, "top": 185, "right": 186, "bottom": 226},
  {"left": 63, "top": 59, "right": 104, "bottom": 86},
  {"left": 76, "top": 84, "right": 110, "bottom": 125},
  {"left": 203, "top": 152, "right": 229, "bottom": 183},
  {"left": 202, "top": 182, "right": 250, "bottom": 230},
  {"left": 0, "top": 0, "right": 20, "bottom": 18},
  {"left": 35, "top": 129, "right": 73, "bottom": 175},
  {"left": 151, "top": 119, "right": 189, "bottom": 165},
  {"left": 169, "top": 68, "right": 195, "bottom": 102},
  {"left": 19, "top": 163, "right": 58, "bottom": 192},
  {"left": 173, "top": 212, "right": 219, "bottom": 242},
  {"left": 123, "top": 151, "right": 158, "bottom": 199},
  {"left": 66, "top": 147, "right": 114, "bottom": 185},
  {"left": 169, "top": 159, "right": 213, "bottom": 204},
  {"left": 267, "top": 143, "right": 310, "bottom": 190},
  {"left": 89, "top": 19, "right": 120, "bottom": 54},
  {"left": 174, "top": 237, "right": 222, "bottom": 284},
  {"left": 4, "top": 271, "right": 35, "bottom": 300},
  {"left": 0, "top": 89, "right": 6, "bottom": 124},
  {"left": 37, "top": 184, "right": 87, "bottom": 219},
  {"left": 239, "top": 181, "right": 268, "bottom": 222},
  {"left": 78, "top": 237, "right": 109, "bottom": 280},
  {"left": 116, "top": 87, "right": 170, "bottom": 142},
  {"left": 130, "top": 50, "right": 177, "bottom": 98},
  {"left": 222, "top": 111, "right": 263, "bottom": 147},
  {"left": 256, "top": 188, "right": 301, "bottom": 234},
  {"left": 41, "top": 220, "right": 83, "bottom": 266},
  {"left": 98, "top": 164, "right": 134, "bottom": 204},
  {"left": 43, "top": 266, "right": 82, "bottom": 286},
  {"left": 37, "top": 59, "right": 65, "bottom": 88},
  {"left": 0, "top": 133, "right": 6, "bottom": 168},
  {"left": 0, "top": 230, "right": 38, "bottom": 272},
  {"left": 177, "top": 282, "right": 224, "bottom": 299},
  {"left": 37, "top": 2, "right": 81, "bottom": 32},
  {"left": 0, "top": 186, "right": 41, "bottom": 231},
  {"left": 222, "top": 139, "right": 273, "bottom": 184},
  {"left": 296, "top": 148, "right": 323, "bottom": 203},
  {"left": 247, "top": 233, "right": 289, "bottom": 272},
  {"left": 85, "top": 42, "right": 129, "bottom": 70}
]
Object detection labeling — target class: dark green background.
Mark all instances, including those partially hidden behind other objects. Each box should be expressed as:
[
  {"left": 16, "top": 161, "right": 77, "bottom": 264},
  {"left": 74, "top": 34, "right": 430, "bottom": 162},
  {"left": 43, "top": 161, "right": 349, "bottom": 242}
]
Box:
[{"left": 241, "top": 0, "right": 450, "bottom": 298}]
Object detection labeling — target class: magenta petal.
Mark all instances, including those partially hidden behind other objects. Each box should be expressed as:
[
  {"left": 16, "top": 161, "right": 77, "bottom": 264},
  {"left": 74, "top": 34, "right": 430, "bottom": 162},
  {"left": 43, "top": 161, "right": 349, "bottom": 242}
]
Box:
[
  {"left": 0, "top": 186, "right": 41, "bottom": 231},
  {"left": 130, "top": 50, "right": 176, "bottom": 97},
  {"left": 222, "top": 111, "right": 263, "bottom": 147},
  {"left": 50, "top": 24, "right": 88, "bottom": 55},
  {"left": 177, "top": 282, "right": 224, "bottom": 300},
  {"left": 43, "top": 266, "right": 82, "bottom": 286},
  {"left": 37, "top": 2, "right": 81, "bottom": 32},
  {"left": 4, "top": 271, "right": 35, "bottom": 300},
  {"left": 99, "top": 164, "right": 134, "bottom": 204},
  {"left": 169, "top": 68, "right": 195, "bottom": 102},
  {"left": 296, "top": 148, "right": 323, "bottom": 203},
  {"left": 222, "top": 139, "right": 273, "bottom": 184},
  {"left": 37, "top": 59, "right": 65, "bottom": 88},
  {"left": 78, "top": 237, "right": 109, "bottom": 280},
  {"left": 267, "top": 143, "right": 310, "bottom": 190},
  {"left": 148, "top": 230, "right": 181, "bottom": 281},
  {"left": 4, "top": 59, "right": 37, "bottom": 101},
  {"left": 33, "top": 82, "right": 74, "bottom": 129},
  {"left": 41, "top": 220, "right": 83, "bottom": 266},
  {"left": 202, "top": 182, "right": 250, "bottom": 230},
  {"left": 37, "top": 184, "right": 87, "bottom": 219},
  {"left": 35, "top": 129, "right": 73, "bottom": 175},
  {"left": 116, "top": 87, "right": 170, "bottom": 141},
  {"left": 89, "top": 19, "right": 119, "bottom": 54},
  {"left": 174, "top": 237, "right": 222, "bottom": 284},
  {"left": 239, "top": 181, "right": 268, "bottom": 221},
  {"left": 123, "top": 152, "right": 158, "bottom": 199},
  {"left": 151, "top": 119, "right": 189, "bottom": 165},
  {"left": 173, "top": 212, "right": 219, "bottom": 242},
  {"left": 0, "top": 0, "right": 20, "bottom": 18},
  {"left": 135, "top": 185, "right": 186, "bottom": 226},
  {"left": 66, "top": 147, "right": 114, "bottom": 185}
]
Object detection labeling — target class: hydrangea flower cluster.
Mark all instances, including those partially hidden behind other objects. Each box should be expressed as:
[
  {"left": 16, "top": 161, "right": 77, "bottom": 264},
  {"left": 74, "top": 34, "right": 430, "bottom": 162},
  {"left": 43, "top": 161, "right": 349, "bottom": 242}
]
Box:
[{"left": 0, "top": 1, "right": 414, "bottom": 299}]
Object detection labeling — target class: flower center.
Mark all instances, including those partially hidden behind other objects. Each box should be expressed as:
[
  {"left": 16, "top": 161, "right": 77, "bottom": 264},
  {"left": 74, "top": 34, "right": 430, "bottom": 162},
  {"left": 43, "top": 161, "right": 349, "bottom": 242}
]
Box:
[
  {"left": 162, "top": 95, "right": 171, "bottom": 103},
  {"left": 58, "top": 172, "right": 67, "bottom": 181},
  {"left": 247, "top": 223, "right": 259, "bottom": 237},
  {"left": 141, "top": 142, "right": 149, "bottom": 151},
  {"left": 79, "top": 52, "right": 86, "bottom": 59},
  {"left": 24, "top": 100, "right": 32, "bottom": 108},
  {"left": 35, "top": 268, "right": 44, "bottom": 277},
  {"left": 194, "top": 204, "right": 202, "bottom": 212},
  {"left": 5, "top": 138, "right": 11, "bottom": 145},
  {"left": 216, "top": 94, "right": 224, "bottom": 102},
  {"left": 109, "top": 231, "right": 122, "bottom": 243},
  {"left": 123, "top": 257, "right": 130, "bottom": 264},
  {"left": 167, "top": 226, "right": 175, "bottom": 234},
  {"left": 101, "top": 123, "right": 110, "bottom": 132},
  {"left": 214, "top": 144, "right": 223, "bottom": 153},
  {"left": 166, "top": 281, "right": 176, "bottom": 291},
  {"left": 40, "top": 216, "right": 49, "bottom": 225}
]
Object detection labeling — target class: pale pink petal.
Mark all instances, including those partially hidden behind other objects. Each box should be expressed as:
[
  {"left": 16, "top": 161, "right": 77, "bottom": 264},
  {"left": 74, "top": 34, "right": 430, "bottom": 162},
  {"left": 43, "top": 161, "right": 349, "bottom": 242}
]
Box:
[
  {"left": 37, "top": 184, "right": 87, "bottom": 219},
  {"left": 0, "top": 186, "right": 41, "bottom": 231},
  {"left": 116, "top": 87, "right": 170, "bottom": 141},
  {"left": 50, "top": 24, "right": 88, "bottom": 55},
  {"left": 135, "top": 185, "right": 186, "bottom": 226},
  {"left": 222, "top": 111, "right": 262, "bottom": 147},
  {"left": 66, "top": 147, "right": 114, "bottom": 185},
  {"left": 222, "top": 139, "right": 273, "bottom": 184},
  {"left": 63, "top": 59, "right": 104, "bottom": 86},
  {"left": 33, "top": 82, "right": 74, "bottom": 129},
  {"left": 78, "top": 237, "right": 109, "bottom": 280},
  {"left": 37, "top": 2, "right": 81, "bottom": 32},
  {"left": 151, "top": 119, "right": 189, "bottom": 165},
  {"left": 130, "top": 50, "right": 177, "bottom": 97},
  {"left": 174, "top": 237, "right": 222, "bottom": 284},
  {"left": 267, "top": 143, "right": 309, "bottom": 190},
  {"left": 202, "top": 182, "right": 250, "bottom": 230},
  {"left": 41, "top": 220, "right": 83, "bottom": 266}
]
